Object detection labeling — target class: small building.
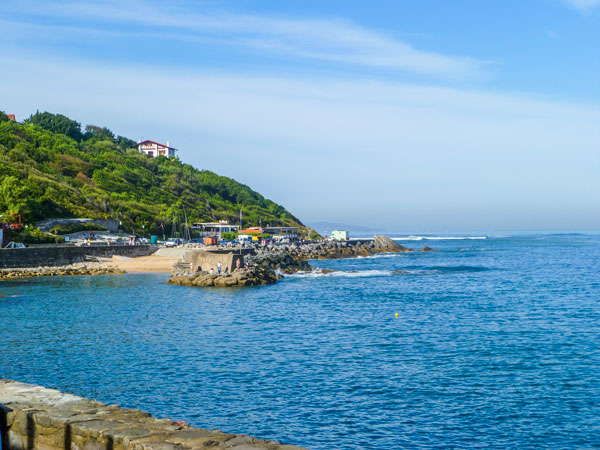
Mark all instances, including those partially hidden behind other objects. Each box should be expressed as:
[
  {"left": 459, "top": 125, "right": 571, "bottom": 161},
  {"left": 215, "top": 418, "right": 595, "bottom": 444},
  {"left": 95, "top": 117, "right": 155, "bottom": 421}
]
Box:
[
  {"left": 191, "top": 221, "right": 239, "bottom": 238},
  {"left": 6, "top": 114, "right": 15, "bottom": 121},
  {"left": 137, "top": 140, "right": 177, "bottom": 158},
  {"left": 331, "top": 230, "right": 349, "bottom": 240},
  {"left": 263, "top": 226, "right": 299, "bottom": 241}
]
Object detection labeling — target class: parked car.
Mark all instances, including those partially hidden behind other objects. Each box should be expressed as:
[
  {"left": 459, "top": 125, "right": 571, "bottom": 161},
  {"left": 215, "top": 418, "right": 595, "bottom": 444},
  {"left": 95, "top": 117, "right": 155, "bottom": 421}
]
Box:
[
  {"left": 165, "top": 238, "right": 182, "bottom": 247},
  {"left": 3, "top": 242, "right": 26, "bottom": 249}
]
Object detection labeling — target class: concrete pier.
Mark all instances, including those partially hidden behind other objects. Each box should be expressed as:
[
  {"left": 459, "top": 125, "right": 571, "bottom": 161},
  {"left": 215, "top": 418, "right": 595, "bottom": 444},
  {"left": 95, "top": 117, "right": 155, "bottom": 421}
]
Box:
[{"left": 0, "top": 379, "right": 307, "bottom": 450}]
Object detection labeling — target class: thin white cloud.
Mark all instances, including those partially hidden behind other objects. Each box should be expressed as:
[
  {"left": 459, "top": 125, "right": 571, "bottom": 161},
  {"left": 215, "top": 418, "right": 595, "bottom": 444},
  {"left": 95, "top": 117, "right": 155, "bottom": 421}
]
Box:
[
  {"left": 562, "top": 0, "right": 600, "bottom": 11},
  {"left": 3, "top": 0, "right": 487, "bottom": 80},
  {"left": 1, "top": 54, "right": 598, "bottom": 229}
]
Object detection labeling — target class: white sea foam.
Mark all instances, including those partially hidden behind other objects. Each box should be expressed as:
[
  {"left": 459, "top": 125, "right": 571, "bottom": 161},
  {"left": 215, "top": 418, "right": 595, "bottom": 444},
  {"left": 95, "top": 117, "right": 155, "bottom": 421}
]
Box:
[
  {"left": 392, "top": 236, "right": 487, "bottom": 241},
  {"left": 355, "top": 253, "right": 406, "bottom": 259},
  {"left": 290, "top": 269, "right": 393, "bottom": 278}
]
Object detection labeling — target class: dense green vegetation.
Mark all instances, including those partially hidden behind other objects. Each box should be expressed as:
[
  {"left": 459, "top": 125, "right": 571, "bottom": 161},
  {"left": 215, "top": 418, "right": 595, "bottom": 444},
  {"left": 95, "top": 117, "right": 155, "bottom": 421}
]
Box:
[
  {"left": 3, "top": 227, "right": 65, "bottom": 245},
  {"left": 49, "top": 222, "right": 107, "bottom": 235},
  {"left": 0, "top": 110, "right": 306, "bottom": 236}
]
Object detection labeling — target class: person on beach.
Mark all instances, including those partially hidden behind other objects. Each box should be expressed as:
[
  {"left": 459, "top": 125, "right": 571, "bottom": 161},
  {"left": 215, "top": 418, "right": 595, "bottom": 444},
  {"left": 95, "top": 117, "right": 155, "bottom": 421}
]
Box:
[
  {"left": 209, "top": 267, "right": 214, "bottom": 274},
  {"left": 236, "top": 259, "right": 241, "bottom": 270},
  {"left": 217, "top": 261, "right": 222, "bottom": 274}
]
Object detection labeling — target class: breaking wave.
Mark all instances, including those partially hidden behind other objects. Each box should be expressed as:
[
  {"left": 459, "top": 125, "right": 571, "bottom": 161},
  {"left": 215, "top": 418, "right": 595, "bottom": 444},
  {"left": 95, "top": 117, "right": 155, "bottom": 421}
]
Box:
[
  {"left": 355, "top": 253, "right": 406, "bottom": 259},
  {"left": 290, "top": 269, "right": 393, "bottom": 278},
  {"left": 392, "top": 236, "right": 487, "bottom": 241}
]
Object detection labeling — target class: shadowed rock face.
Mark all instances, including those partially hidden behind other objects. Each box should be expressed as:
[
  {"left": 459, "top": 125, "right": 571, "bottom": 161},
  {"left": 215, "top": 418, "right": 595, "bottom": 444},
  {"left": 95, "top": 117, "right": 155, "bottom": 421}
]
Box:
[{"left": 0, "top": 378, "right": 309, "bottom": 450}]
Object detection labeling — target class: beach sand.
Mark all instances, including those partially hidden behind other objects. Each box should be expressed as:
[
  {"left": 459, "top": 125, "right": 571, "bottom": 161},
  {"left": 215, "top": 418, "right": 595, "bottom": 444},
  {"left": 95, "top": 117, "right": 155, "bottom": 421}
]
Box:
[{"left": 101, "top": 254, "right": 178, "bottom": 273}]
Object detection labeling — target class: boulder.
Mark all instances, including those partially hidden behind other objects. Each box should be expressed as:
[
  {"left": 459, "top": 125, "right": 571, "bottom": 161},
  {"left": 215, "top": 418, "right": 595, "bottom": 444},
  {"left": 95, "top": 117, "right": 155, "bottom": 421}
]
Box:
[{"left": 372, "top": 235, "right": 413, "bottom": 252}]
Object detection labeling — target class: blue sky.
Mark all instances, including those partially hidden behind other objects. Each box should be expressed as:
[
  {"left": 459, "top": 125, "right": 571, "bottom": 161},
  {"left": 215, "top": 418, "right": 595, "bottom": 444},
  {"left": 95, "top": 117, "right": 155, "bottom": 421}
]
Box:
[{"left": 1, "top": 0, "right": 599, "bottom": 231}]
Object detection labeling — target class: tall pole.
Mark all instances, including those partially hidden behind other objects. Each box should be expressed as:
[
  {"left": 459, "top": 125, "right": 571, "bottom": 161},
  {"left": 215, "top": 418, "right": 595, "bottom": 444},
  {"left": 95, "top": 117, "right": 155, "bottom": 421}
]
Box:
[
  {"left": 183, "top": 205, "right": 191, "bottom": 241},
  {"left": 240, "top": 208, "right": 243, "bottom": 231}
]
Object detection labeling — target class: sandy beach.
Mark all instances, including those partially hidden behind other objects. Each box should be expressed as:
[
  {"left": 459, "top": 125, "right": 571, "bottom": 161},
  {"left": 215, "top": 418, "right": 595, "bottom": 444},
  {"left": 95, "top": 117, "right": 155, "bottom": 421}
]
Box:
[{"left": 101, "top": 254, "right": 179, "bottom": 273}]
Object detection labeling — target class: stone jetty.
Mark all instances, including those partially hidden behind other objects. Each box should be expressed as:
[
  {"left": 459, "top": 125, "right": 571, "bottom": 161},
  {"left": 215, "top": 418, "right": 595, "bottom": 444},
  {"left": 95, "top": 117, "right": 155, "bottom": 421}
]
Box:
[
  {"left": 168, "top": 235, "right": 414, "bottom": 288},
  {"left": 0, "top": 263, "right": 124, "bottom": 280},
  {"left": 0, "top": 378, "right": 308, "bottom": 450}
]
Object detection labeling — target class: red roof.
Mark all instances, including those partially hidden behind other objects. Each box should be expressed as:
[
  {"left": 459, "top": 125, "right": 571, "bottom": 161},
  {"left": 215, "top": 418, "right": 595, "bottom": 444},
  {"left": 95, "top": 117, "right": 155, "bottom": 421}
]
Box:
[
  {"left": 239, "top": 227, "right": 263, "bottom": 234},
  {"left": 137, "top": 140, "right": 177, "bottom": 151}
]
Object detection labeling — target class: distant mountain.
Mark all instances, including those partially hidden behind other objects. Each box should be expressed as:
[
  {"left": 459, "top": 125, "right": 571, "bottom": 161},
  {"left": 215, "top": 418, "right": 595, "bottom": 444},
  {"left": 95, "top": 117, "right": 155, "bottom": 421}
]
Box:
[{"left": 0, "top": 110, "right": 314, "bottom": 238}]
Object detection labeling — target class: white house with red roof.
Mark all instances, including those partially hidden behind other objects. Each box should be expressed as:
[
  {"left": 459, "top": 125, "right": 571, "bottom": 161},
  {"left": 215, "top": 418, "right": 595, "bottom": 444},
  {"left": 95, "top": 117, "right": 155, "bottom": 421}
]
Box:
[{"left": 137, "top": 140, "right": 177, "bottom": 158}]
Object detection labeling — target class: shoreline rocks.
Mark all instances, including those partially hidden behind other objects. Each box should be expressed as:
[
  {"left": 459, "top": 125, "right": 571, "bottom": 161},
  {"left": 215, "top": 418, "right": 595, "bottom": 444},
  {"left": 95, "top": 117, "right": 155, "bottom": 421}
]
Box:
[
  {"left": 0, "top": 262, "right": 125, "bottom": 280},
  {"left": 168, "top": 265, "right": 278, "bottom": 287},
  {"left": 168, "top": 235, "right": 422, "bottom": 288}
]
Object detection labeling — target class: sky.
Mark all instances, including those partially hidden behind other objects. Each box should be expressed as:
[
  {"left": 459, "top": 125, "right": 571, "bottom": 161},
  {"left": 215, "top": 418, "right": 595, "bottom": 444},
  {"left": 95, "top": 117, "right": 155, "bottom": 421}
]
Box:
[{"left": 1, "top": 0, "right": 599, "bottom": 232}]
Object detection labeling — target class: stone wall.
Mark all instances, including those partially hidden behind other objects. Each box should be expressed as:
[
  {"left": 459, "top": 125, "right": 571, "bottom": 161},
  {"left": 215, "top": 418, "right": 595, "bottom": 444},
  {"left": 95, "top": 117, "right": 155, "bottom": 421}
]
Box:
[
  {"left": 0, "top": 379, "right": 307, "bottom": 450},
  {"left": 182, "top": 251, "right": 245, "bottom": 273},
  {"left": 0, "top": 246, "right": 157, "bottom": 269}
]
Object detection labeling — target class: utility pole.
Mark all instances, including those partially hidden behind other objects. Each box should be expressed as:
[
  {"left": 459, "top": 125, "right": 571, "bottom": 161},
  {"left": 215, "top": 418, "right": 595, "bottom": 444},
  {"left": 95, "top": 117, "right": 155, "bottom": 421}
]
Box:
[
  {"left": 240, "top": 208, "right": 243, "bottom": 231},
  {"left": 182, "top": 205, "right": 191, "bottom": 241},
  {"left": 172, "top": 212, "right": 177, "bottom": 239}
]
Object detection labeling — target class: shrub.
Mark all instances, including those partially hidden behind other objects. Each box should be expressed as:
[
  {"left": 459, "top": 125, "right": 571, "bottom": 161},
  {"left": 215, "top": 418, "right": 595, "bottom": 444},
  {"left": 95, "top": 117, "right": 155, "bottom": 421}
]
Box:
[
  {"left": 50, "top": 222, "right": 107, "bottom": 235},
  {"left": 5, "top": 228, "right": 65, "bottom": 244}
]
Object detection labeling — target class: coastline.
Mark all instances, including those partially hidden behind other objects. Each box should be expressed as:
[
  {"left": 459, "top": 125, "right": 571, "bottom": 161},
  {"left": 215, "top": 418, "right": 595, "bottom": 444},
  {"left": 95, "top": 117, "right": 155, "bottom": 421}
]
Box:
[{"left": 0, "top": 236, "right": 427, "bottom": 281}]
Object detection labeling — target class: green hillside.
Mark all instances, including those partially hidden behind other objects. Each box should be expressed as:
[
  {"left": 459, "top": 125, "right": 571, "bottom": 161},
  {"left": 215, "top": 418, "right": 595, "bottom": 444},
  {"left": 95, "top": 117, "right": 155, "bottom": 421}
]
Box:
[{"left": 0, "top": 110, "right": 309, "bottom": 240}]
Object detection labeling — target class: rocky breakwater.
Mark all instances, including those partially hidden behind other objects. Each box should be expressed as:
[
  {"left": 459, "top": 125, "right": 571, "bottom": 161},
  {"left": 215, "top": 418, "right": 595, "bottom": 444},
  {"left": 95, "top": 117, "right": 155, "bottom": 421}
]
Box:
[
  {"left": 0, "top": 262, "right": 124, "bottom": 281},
  {"left": 251, "top": 235, "right": 414, "bottom": 265},
  {"left": 168, "top": 265, "right": 278, "bottom": 287},
  {"left": 168, "top": 235, "right": 418, "bottom": 288}
]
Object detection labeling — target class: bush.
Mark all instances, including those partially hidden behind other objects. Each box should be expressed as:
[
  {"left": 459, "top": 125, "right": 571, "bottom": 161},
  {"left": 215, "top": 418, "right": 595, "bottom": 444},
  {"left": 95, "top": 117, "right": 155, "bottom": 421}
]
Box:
[
  {"left": 5, "top": 228, "right": 65, "bottom": 244},
  {"left": 221, "top": 231, "right": 238, "bottom": 240},
  {"left": 50, "top": 222, "right": 107, "bottom": 235}
]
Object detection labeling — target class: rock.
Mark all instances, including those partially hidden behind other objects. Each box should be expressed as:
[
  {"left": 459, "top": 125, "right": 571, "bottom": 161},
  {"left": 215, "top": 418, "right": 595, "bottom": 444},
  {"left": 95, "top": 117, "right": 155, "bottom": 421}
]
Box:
[
  {"left": 372, "top": 235, "right": 413, "bottom": 252},
  {"left": 421, "top": 246, "right": 437, "bottom": 252}
]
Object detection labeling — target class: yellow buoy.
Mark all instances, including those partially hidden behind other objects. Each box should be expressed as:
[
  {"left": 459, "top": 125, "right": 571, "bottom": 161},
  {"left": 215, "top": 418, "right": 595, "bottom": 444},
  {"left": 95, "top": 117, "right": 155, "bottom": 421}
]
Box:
[{"left": 395, "top": 312, "right": 399, "bottom": 318}]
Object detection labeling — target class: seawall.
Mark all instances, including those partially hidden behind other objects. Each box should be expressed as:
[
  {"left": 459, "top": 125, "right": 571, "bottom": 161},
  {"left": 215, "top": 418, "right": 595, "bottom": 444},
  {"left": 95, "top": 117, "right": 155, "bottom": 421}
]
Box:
[
  {"left": 0, "top": 379, "right": 307, "bottom": 450},
  {"left": 0, "top": 245, "right": 157, "bottom": 269}
]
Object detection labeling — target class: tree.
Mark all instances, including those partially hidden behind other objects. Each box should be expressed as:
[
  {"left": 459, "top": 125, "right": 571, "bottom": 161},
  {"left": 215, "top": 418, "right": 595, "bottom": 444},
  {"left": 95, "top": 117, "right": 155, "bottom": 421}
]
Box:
[
  {"left": 25, "top": 111, "right": 83, "bottom": 141},
  {"left": 0, "top": 176, "right": 30, "bottom": 218},
  {"left": 83, "top": 125, "right": 115, "bottom": 141}
]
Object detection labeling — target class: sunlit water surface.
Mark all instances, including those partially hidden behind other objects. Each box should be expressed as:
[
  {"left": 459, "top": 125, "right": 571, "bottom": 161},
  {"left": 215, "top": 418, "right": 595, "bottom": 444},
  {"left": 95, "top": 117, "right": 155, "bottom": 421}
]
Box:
[{"left": 2, "top": 233, "right": 600, "bottom": 449}]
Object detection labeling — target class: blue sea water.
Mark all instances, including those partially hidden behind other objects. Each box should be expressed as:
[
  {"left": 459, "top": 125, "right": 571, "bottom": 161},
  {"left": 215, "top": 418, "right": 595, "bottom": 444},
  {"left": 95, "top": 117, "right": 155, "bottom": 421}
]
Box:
[{"left": 1, "top": 233, "right": 600, "bottom": 449}]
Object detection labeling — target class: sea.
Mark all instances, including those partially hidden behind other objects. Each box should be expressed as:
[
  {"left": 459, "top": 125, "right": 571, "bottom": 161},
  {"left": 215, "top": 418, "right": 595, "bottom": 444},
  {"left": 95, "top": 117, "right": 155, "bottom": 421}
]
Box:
[{"left": 2, "top": 232, "right": 600, "bottom": 449}]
